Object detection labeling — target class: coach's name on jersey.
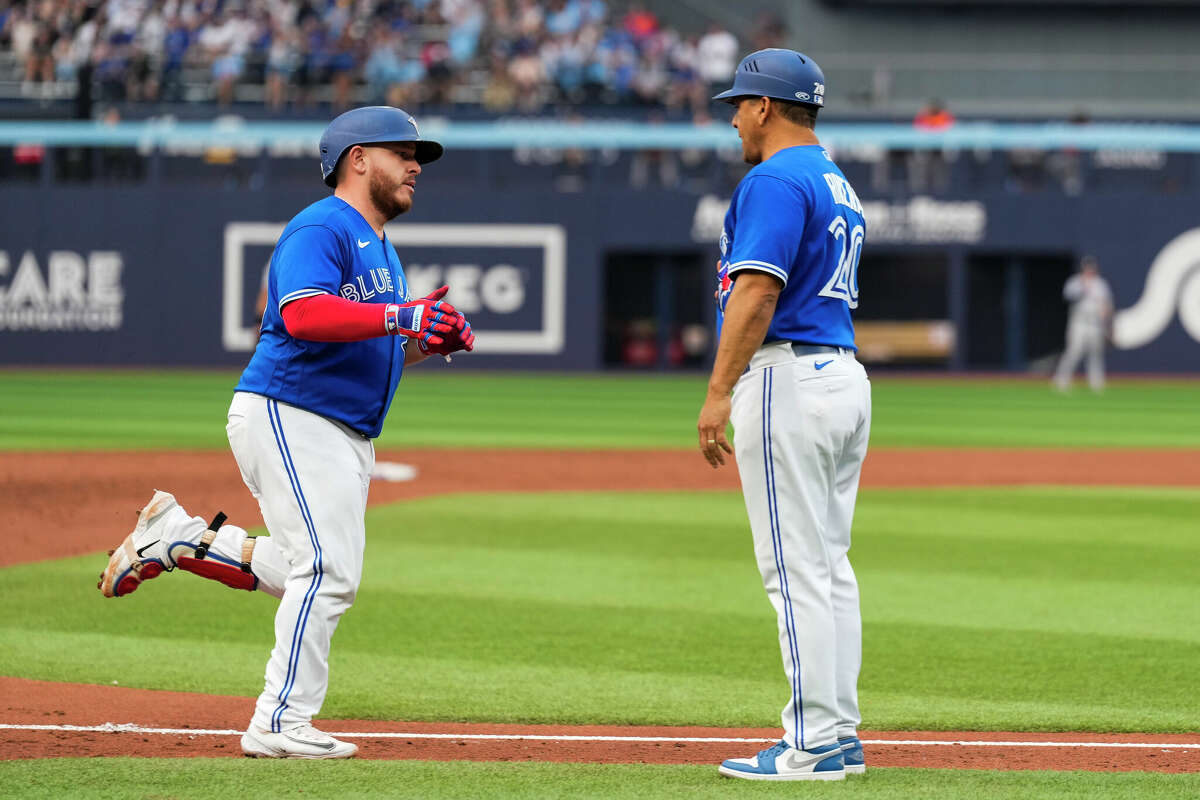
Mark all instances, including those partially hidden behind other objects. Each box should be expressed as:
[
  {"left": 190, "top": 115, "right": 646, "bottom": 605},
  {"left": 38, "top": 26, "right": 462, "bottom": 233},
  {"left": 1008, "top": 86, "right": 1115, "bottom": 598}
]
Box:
[
  {"left": 823, "top": 173, "right": 863, "bottom": 215},
  {"left": 339, "top": 267, "right": 398, "bottom": 302}
]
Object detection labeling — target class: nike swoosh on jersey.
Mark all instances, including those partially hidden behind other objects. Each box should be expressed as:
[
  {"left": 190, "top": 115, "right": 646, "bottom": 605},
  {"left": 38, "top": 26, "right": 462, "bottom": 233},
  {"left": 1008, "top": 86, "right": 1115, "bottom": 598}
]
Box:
[
  {"left": 815, "top": 360, "right": 834, "bottom": 370},
  {"left": 357, "top": 239, "right": 370, "bottom": 248}
]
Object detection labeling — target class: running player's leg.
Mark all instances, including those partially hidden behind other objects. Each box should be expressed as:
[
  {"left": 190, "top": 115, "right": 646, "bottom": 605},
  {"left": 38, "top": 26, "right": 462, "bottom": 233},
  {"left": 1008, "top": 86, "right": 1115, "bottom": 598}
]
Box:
[
  {"left": 826, "top": 363, "right": 871, "bottom": 742},
  {"left": 227, "top": 393, "right": 373, "bottom": 733},
  {"left": 732, "top": 356, "right": 840, "bottom": 751},
  {"left": 99, "top": 488, "right": 288, "bottom": 599},
  {"left": 170, "top": 511, "right": 287, "bottom": 598}
]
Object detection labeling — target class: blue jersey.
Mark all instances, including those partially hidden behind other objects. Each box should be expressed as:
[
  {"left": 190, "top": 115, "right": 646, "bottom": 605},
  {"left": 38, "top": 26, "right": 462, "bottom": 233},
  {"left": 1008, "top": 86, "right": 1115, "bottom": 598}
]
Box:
[
  {"left": 717, "top": 145, "right": 865, "bottom": 350},
  {"left": 236, "top": 196, "right": 410, "bottom": 438}
]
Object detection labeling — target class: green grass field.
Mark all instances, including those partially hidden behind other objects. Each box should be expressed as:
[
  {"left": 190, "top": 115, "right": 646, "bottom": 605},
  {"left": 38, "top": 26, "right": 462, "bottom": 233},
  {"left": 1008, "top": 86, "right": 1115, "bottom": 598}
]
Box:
[
  {"left": 4, "top": 489, "right": 1198, "bottom": 731},
  {"left": 2, "top": 371, "right": 1198, "bottom": 798},
  {"left": 3, "top": 761, "right": 1199, "bottom": 800},
  {"left": 2, "top": 370, "right": 1199, "bottom": 450}
]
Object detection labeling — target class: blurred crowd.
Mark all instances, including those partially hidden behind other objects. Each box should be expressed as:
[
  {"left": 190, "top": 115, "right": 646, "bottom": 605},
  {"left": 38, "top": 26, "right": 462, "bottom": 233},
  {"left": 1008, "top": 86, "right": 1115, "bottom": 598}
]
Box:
[{"left": 0, "top": 0, "right": 784, "bottom": 112}]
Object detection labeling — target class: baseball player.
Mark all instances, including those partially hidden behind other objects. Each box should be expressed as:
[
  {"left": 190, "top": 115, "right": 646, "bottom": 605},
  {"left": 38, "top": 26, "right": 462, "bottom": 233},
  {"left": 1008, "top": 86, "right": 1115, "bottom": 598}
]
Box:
[
  {"left": 698, "top": 49, "right": 870, "bottom": 781},
  {"left": 98, "top": 106, "right": 475, "bottom": 759},
  {"left": 1053, "top": 255, "right": 1113, "bottom": 392}
]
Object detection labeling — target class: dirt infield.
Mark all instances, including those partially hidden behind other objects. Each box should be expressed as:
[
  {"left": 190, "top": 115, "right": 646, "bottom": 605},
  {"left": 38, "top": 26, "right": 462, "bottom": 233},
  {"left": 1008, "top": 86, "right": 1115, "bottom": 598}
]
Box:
[
  {"left": 3, "top": 447, "right": 1199, "bottom": 568},
  {"left": 3, "top": 448, "right": 1198, "bottom": 770},
  {"left": 1, "top": 678, "right": 1197, "bottom": 771}
]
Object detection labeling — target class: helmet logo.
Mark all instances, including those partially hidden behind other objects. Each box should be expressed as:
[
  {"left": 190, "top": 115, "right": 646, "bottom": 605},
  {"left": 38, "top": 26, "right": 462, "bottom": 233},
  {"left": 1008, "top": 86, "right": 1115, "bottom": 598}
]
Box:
[
  {"left": 795, "top": 92, "right": 810, "bottom": 101},
  {"left": 408, "top": 116, "right": 419, "bottom": 136}
]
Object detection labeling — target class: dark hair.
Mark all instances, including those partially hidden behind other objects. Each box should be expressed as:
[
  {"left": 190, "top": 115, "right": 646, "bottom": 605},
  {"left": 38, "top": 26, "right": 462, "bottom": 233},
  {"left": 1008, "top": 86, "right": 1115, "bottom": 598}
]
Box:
[{"left": 773, "top": 99, "right": 819, "bottom": 129}]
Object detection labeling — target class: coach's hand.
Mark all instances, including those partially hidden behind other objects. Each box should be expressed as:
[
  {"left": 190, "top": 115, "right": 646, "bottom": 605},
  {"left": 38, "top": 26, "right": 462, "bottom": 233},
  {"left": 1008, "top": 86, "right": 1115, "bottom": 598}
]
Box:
[
  {"left": 389, "top": 285, "right": 465, "bottom": 348},
  {"left": 697, "top": 391, "right": 734, "bottom": 469}
]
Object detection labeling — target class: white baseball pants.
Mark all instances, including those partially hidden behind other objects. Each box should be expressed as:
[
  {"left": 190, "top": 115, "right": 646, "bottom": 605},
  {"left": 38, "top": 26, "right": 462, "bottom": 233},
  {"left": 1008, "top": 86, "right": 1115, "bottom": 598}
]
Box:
[
  {"left": 226, "top": 391, "right": 374, "bottom": 733},
  {"left": 730, "top": 341, "right": 871, "bottom": 751},
  {"left": 1054, "top": 321, "right": 1106, "bottom": 391}
]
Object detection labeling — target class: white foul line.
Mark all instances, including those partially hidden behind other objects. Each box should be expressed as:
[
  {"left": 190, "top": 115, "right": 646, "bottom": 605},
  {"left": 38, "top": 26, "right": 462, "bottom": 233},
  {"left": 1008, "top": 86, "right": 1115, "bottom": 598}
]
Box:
[{"left": 1, "top": 723, "right": 1199, "bottom": 750}]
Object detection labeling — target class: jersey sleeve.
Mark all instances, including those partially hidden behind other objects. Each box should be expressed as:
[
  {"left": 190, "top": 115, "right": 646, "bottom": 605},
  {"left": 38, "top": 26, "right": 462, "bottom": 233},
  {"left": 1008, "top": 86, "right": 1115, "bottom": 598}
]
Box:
[
  {"left": 726, "top": 176, "right": 807, "bottom": 287},
  {"left": 273, "top": 225, "right": 347, "bottom": 309}
]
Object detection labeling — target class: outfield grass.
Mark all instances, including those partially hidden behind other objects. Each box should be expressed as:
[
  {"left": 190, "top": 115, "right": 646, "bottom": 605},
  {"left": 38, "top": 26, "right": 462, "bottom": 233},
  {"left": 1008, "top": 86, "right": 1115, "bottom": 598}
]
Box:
[
  {"left": 3, "top": 760, "right": 1199, "bottom": 800},
  {"left": 3, "top": 488, "right": 1197, "bottom": 732},
  {"left": 1, "top": 370, "right": 1199, "bottom": 450}
]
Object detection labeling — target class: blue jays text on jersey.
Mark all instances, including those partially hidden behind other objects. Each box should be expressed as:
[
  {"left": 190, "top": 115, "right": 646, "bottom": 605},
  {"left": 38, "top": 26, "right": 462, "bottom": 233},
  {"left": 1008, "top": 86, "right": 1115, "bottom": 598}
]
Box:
[
  {"left": 716, "top": 145, "right": 866, "bottom": 350},
  {"left": 237, "top": 195, "right": 411, "bottom": 438}
]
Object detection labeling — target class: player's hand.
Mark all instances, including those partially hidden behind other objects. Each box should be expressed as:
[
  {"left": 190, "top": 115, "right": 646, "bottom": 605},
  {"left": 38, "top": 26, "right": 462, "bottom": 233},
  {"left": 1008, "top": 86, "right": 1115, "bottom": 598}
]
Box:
[
  {"left": 697, "top": 392, "right": 734, "bottom": 469},
  {"left": 389, "top": 285, "right": 465, "bottom": 348},
  {"left": 419, "top": 313, "right": 475, "bottom": 355}
]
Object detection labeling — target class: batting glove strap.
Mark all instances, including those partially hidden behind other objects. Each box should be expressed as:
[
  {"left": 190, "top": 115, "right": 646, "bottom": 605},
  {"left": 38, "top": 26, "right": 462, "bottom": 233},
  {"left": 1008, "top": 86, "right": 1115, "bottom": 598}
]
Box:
[{"left": 388, "top": 303, "right": 424, "bottom": 335}]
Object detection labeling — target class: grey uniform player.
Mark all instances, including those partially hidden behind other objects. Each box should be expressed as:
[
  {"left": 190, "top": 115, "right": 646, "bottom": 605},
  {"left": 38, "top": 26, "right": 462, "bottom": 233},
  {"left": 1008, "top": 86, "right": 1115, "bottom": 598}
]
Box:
[{"left": 1053, "top": 256, "right": 1113, "bottom": 392}]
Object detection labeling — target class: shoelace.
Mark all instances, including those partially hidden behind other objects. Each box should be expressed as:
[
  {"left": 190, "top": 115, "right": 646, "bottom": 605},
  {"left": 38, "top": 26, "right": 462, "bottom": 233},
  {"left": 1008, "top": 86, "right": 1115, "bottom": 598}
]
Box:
[
  {"left": 285, "top": 724, "right": 328, "bottom": 743},
  {"left": 759, "top": 740, "right": 790, "bottom": 761}
]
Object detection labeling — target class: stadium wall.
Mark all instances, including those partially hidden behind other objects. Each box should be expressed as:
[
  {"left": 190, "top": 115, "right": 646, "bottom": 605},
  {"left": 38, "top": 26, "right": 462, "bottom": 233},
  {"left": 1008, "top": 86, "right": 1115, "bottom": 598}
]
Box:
[{"left": 0, "top": 184, "right": 1198, "bottom": 371}]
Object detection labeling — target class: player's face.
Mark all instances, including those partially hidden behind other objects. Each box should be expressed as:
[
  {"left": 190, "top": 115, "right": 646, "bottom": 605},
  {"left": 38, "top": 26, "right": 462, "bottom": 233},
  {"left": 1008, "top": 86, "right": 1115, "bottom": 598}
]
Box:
[
  {"left": 366, "top": 142, "right": 421, "bottom": 220},
  {"left": 730, "top": 98, "right": 765, "bottom": 165}
]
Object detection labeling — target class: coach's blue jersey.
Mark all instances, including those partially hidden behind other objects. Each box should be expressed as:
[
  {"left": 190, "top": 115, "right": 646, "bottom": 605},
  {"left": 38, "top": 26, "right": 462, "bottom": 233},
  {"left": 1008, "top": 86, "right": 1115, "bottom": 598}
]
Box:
[
  {"left": 717, "top": 145, "right": 865, "bottom": 350},
  {"left": 236, "top": 196, "right": 409, "bottom": 438}
]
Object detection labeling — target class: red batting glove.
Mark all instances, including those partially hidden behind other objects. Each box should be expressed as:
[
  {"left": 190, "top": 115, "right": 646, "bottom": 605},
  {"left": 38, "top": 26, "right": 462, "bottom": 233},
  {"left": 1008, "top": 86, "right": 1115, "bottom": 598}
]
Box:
[
  {"left": 386, "top": 285, "right": 464, "bottom": 348},
  {"left": 420, "top": 313, "right": 475, "bottom": 355}
]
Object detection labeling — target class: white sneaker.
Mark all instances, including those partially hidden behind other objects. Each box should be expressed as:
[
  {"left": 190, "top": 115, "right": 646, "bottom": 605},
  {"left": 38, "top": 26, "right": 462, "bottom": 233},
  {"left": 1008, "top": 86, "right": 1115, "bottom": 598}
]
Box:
[
  {"left": 98, "top": 490, "right": 183, "bottom": 598},
  {"left": 241, "top": 724, "right": 358, "bottom": 759},
  {"left": 719, "top": 740, "right": 845, "bottom": 781}
]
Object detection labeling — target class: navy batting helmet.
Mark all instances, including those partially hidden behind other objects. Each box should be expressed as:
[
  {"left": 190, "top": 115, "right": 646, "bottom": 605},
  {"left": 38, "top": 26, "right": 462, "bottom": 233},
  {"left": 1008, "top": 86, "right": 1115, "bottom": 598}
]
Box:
[
  {"left": 319, "top": 106, "right": 444, "bottom": 187},
  {"left": 712, "top": 48, "right": 826, "bottom": 107}
]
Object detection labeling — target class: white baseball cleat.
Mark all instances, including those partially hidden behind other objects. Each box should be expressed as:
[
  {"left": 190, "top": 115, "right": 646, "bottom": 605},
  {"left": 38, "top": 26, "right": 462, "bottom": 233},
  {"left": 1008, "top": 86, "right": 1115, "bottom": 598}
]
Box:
[
  {"left": 98, "top": 490, "right": 183, "bottom": 598},
  {"left": 718, "top": 740, "right": 845, "bottom": 781},
  {"left": 241, "top": 724, "right": 358, "bottom": 759}
]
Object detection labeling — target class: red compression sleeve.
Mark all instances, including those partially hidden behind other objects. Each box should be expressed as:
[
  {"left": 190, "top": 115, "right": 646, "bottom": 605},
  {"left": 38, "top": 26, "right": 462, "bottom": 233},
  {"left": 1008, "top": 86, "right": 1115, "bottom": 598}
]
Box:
[{"left": 280, "top": 294, "right": 392, "bottom": 342}]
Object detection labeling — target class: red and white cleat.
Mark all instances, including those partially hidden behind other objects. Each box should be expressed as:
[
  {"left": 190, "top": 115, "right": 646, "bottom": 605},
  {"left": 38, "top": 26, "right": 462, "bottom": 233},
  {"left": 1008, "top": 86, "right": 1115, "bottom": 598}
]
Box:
[{"left": 98, "top": 490, "right": 181, "bottom": 598}]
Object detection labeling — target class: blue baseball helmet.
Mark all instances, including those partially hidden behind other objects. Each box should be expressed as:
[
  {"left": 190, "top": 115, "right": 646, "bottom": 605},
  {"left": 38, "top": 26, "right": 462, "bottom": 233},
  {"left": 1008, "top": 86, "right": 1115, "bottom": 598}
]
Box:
[
  {"left": 712, "top": 48, "right": 826, "bottom": 108},
  {"left": 319, "top": 106, "right": 444, "bottom": 187}
]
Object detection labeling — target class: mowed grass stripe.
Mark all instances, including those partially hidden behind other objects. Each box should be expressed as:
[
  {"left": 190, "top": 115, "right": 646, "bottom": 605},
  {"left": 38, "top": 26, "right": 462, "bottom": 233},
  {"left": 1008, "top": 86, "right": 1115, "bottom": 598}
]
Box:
[
  {"left": 2, "top": 371, "right": 1200, "bottom": 450},
  {"left": 1, "top": 488, "right": 1197, "bottom": 732},
  {"left": 2, "top": 760, "right": 1198, "bottom": 800}
]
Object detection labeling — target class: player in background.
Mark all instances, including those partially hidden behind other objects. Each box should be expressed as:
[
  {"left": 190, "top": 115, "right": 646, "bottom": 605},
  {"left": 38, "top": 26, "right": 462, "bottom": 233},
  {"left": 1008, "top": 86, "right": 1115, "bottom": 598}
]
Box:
[
  {"left": 1053, "top": 255, "right": 1113, "bottom": 393},
  {"left": 697, "top": 49, "right": 870, "bottom": 782},
  {"left": 98, "top": 107, "right": 475, "bottom": 759}
]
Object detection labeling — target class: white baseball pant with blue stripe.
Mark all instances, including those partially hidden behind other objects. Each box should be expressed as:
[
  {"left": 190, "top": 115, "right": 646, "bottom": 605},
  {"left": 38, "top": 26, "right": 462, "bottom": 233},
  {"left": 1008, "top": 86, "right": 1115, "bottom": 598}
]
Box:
[
  {"left": 730, "top": 341, "right": 871, "bottom": 751},
  {"left": 227, "top": 391, "right": 373, "bottom": 733}
]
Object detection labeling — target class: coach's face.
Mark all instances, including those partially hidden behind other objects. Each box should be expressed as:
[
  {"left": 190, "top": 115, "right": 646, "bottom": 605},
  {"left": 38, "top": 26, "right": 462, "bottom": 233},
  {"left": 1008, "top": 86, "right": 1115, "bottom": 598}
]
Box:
[
  {"left": 730, "top": 97, "right": 766, "bottom": 165},
  {"left": 364, "top": 142, "right": 421, "bottom": 219}
]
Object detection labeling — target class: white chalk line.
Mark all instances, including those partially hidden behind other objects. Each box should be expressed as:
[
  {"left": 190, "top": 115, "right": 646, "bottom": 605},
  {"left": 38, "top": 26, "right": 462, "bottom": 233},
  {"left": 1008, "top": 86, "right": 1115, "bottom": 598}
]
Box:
[{"left": 1, "top": 723, "right": 1198, "bottom": 750}]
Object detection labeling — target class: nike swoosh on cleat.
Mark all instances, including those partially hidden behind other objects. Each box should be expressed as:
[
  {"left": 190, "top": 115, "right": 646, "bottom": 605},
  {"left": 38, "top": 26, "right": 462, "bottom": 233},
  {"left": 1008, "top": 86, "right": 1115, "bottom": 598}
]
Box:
[
  {"left": 284, "top": 733, "right": 336, "bottom": 750},
  {"left": 135, "top": 541, "right": 160, "bottom": 558},
  {"left": 815, "top": 360, "right": 834, "bottom": 370}
]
